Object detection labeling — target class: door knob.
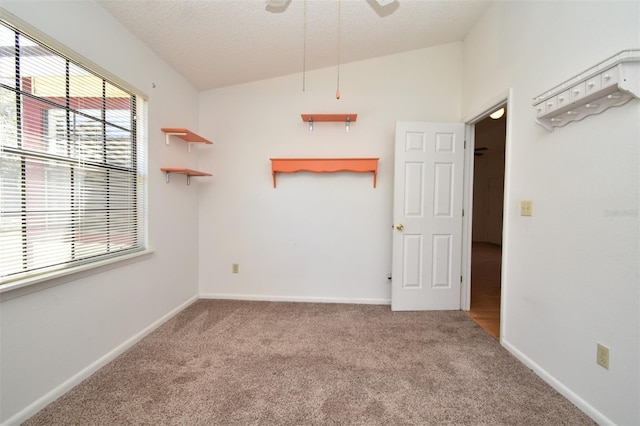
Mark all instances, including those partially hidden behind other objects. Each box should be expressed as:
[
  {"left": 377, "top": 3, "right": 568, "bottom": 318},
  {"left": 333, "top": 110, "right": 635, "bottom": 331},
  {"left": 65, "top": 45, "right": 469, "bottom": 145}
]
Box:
[{"left": 396, "top": 224, "right": 404, "bottom": 230}]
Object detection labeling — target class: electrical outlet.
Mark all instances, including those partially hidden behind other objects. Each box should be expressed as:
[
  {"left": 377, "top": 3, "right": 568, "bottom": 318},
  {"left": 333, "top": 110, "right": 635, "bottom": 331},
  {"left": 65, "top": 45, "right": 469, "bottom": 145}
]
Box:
[
  {"left": 232, "top": 263, "right": 239, "bottom": 274},
  {"left": 596, "top": 343, "right": 609, "bottom": 369},
  {"left": 521, "top": 200, "right": 533, "bottom": 216}
]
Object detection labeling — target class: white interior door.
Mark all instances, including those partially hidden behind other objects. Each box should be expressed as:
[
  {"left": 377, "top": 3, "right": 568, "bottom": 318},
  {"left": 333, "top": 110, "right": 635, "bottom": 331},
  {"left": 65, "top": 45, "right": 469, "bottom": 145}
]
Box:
[{"left": 391, "top": 122, "right": 465, "bottom": 311}]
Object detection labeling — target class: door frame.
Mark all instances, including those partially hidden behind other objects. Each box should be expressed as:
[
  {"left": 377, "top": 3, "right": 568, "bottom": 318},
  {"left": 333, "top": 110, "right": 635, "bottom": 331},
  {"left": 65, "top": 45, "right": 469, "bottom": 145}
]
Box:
[{"left": 460, "top": 89, "right": 513, "bottom": 342}]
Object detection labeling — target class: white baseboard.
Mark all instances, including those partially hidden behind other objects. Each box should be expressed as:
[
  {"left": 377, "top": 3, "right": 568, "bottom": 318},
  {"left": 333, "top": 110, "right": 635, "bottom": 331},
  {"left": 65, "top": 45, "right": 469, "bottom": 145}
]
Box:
[
  {"left": 199, "top": 293, "right": 391, "bottom": 305},
  {"left": 3, "top": 295, "right": 198, "bottom": 426},
  {"left": 501, "top": 339, "right": 613, "bottom": 426}
]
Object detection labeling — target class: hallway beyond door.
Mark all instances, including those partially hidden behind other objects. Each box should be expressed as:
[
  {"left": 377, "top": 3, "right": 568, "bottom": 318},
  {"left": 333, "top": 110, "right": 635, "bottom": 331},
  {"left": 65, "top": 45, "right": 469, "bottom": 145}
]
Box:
[{"left": 466, "top": 242, "right": 501, "bottom": 338}]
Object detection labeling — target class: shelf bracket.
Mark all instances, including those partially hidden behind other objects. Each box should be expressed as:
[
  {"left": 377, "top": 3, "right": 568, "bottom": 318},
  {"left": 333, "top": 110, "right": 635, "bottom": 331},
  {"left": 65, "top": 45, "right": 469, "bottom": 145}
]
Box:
[
  {"left": 164, "top": 132, "right": 188, "bottom": 147},
  {"left": 308, "top": 117, "right": 313, "bottom": 131},
  {"left": 345, "top": 116, "right": 351, "bottom": 132},
  {"left": 163, "top": 171, "right": 194, "bottom": 185}
]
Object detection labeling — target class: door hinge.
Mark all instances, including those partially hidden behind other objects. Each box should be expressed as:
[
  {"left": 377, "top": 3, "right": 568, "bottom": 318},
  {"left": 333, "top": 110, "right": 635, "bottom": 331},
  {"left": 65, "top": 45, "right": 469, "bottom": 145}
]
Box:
[
  {"left": 462, "top": 209, "right": 465, "bottom": 217},
  {"left": 460, "top": 275, "right": 463, "bottom": 283},
  {"left": 464, "top": 140, "right": 467, "bottom": 149}
]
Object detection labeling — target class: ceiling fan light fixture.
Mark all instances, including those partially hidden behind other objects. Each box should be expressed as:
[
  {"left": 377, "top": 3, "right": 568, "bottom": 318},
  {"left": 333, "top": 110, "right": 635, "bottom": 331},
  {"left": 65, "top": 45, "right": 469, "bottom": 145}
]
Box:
[{"left": 490, "top": 108, "right": 505, "bottom": 119}]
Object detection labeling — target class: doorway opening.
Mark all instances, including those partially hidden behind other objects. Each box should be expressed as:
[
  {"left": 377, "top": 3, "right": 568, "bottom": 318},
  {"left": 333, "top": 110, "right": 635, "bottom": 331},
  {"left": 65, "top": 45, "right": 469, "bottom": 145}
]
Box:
[{"left": 466, "top": 106, "right": 506, "bottom": 339}]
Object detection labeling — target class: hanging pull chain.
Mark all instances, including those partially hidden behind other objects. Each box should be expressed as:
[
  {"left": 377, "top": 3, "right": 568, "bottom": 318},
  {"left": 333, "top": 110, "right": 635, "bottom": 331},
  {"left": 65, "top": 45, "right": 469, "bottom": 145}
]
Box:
[
  {"left": 336, "top": 0, "right": 341, "bottom": 99},
  {"left": 302, "top": 0, "right": 307, "bottom": 92}
]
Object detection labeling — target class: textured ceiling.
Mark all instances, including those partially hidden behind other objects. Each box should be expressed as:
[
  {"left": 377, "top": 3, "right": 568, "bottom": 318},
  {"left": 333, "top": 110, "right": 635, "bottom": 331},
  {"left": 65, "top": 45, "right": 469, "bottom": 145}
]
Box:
[{"left": 97, "top": 0, "right": 491, "bottom": 91}]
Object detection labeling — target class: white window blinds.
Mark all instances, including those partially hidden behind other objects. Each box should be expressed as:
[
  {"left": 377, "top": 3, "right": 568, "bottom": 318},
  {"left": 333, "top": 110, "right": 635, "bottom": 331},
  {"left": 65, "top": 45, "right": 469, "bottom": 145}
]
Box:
[{"left": 0, "top": 19, "right": 147, "bottom": 286}]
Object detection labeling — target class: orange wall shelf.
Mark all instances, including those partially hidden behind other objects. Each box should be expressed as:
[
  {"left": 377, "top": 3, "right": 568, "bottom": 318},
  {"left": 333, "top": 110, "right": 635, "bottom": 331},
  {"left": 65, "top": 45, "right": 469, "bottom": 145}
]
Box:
[
  {"left": 161, "top": 127, "right": 213, "bottom": 150},
  {"left": 301, "top": 114, "right": 357, "bottom": 122},
  {"left": 270, "top": 158, "right": 378, "bottom": 188},
  {"left": 160, "top": 128, "right": 213, "bottom": 185},
  {"left": 301, "top": 114, "right": 357, "bottom": 131},
  {"left": 160, "top": 167, "right": 212, "bottom": 185}
]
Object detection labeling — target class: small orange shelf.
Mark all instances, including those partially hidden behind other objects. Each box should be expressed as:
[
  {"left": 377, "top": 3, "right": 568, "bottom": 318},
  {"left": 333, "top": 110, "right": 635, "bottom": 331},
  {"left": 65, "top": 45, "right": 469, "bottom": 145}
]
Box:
[
  {"left": 270, "top": 158, "right": 378, "bottom": 188},
  {"left": 160, "top": 167, "right": 212, "bottom": 185},
  {"left": 301, "top": 114, "right": 357, "bottom": 131},
  {"left": 301, "top": 114, "right": 357, "bottom": 122},
  {"left": 161, "top": 128, "right": 213, "bottom": 148}
]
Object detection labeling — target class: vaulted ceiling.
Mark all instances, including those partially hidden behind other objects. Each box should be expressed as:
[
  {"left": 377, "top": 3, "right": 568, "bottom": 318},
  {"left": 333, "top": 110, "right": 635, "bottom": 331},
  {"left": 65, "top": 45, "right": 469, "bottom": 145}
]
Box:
[{"left": 97, "top": 0, "right": 491, "bottom": 91}]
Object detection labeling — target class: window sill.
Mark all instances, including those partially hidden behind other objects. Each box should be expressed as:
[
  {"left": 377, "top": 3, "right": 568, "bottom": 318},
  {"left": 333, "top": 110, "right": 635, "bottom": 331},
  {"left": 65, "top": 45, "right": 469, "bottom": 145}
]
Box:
[{"left": 0, "top": 249, "right": 154, "bottom": 302}]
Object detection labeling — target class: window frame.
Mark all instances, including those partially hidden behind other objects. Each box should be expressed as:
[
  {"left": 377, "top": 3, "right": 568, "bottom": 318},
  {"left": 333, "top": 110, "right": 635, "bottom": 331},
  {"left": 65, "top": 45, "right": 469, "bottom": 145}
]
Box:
[{"left": 0, "top": 9, "right": 150, "bottom": 297}]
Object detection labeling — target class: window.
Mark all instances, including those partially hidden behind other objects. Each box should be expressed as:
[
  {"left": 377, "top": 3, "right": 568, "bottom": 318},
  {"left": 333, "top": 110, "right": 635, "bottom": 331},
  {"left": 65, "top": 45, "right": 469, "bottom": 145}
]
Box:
[{"left": 0, "top": 18, "right": 147, "bottom": 288}]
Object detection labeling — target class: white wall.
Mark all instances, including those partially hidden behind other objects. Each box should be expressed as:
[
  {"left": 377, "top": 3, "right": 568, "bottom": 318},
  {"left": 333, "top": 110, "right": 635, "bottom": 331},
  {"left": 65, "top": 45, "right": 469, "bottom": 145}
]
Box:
[
  {"left": 463, "top": 2, "right": 639, "bottom": 425},
  {"left": 197, "top": 44, "right": 463, "bottom": 303},
  {"left": 3, "top": 1, "right": 637, "bottom": 424},
  {"left": 0, "top": 2, "right": 201, "bottom": 424}
]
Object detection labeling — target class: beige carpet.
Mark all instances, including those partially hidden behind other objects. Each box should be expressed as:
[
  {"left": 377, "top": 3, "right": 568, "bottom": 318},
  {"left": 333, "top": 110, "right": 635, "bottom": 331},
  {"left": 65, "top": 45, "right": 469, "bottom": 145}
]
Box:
[{"left": 25, "top": 300, "right": 594, "bottom": 425}]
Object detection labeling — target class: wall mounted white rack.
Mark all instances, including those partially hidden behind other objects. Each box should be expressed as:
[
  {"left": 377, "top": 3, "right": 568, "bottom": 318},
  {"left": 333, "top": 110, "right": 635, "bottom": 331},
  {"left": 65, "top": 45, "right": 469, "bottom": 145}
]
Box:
[{"left": 532, "top": 49, "right": 640, "bottom": 131}]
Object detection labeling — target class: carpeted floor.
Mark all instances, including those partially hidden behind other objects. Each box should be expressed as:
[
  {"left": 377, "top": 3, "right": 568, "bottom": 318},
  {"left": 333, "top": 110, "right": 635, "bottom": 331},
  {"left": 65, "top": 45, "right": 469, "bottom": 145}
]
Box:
[{"left": 25, "top": 300, "right": 595, "bottom": 425}]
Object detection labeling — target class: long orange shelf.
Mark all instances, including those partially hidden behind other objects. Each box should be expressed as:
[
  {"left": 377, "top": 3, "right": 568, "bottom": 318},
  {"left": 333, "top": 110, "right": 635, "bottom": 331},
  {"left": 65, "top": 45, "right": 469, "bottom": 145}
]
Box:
[{"left": 270, "top": 158, "right": 378, "bottom": 188}]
